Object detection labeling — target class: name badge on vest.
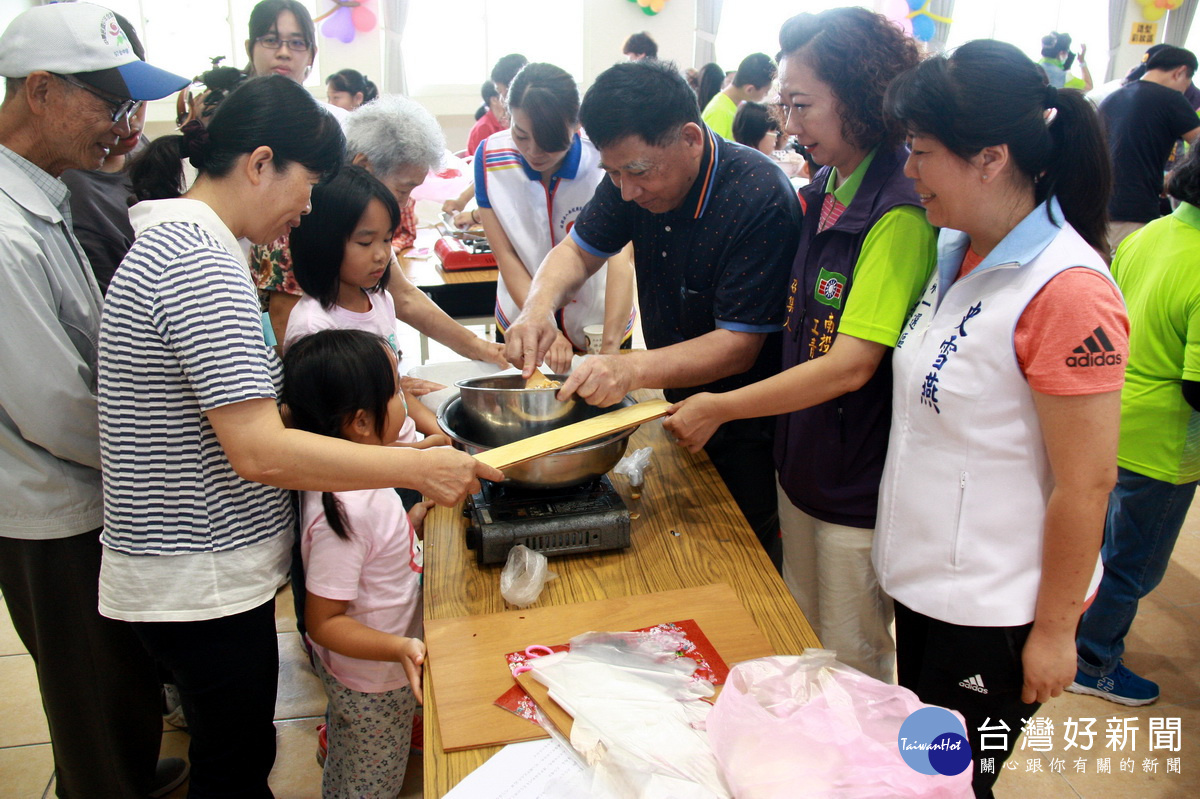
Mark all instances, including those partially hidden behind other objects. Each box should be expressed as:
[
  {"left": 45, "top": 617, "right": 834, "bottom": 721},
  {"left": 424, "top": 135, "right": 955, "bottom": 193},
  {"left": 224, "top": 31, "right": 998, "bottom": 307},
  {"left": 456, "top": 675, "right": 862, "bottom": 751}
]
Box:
[{"left": 897, "top": 276, "right": 939, "bottom": 350}]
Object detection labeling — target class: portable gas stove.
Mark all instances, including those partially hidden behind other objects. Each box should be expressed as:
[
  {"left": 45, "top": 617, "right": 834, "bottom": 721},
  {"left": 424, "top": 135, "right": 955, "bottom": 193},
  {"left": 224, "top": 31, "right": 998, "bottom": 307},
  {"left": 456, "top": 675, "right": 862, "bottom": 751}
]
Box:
[{"left": 463, "top": 475, "right": 631, "bottom": 565}]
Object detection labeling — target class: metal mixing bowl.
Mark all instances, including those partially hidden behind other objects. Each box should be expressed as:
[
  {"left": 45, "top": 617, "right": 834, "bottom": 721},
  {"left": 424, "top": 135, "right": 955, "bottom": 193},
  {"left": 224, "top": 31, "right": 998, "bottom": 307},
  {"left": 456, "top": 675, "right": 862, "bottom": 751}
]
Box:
[
  {"left": 454, "top": 374, "right": 578, "bottom": 445},
  {"left": 438, "top": 394, "right": 635, "bottom": 489}
]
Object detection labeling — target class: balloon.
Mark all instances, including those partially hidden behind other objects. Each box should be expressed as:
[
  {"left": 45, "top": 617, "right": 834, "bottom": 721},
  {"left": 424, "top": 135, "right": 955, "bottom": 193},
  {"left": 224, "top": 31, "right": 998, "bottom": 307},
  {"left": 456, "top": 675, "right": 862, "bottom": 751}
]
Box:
[
  {"left": 912, "top": 13, "right": 936, "bottom": 41},
  {"left": 352, "top": 3, "right": 376, "bottom": 32},
  {"left": 907, "top": 0, "right": 925, "bottom": 10},
  {"left": 1143, "top": 5, "right": 1166, "bottom": 20},
  {"left": 322, "top": 6, "right": 355, "bottom": 43}
]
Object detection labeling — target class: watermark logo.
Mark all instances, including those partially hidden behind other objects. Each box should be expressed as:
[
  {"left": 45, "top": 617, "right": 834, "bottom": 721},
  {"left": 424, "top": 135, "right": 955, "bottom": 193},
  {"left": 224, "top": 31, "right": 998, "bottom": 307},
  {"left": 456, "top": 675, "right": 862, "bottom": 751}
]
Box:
[{"left": 898, "top": 706, "right": 973, "bottom": 776}]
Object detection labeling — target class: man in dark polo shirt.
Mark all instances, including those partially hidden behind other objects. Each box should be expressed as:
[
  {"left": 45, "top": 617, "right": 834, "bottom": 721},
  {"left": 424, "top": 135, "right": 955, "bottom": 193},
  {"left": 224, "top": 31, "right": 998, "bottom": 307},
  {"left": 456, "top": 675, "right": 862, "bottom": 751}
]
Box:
[
  {"left": 1100, "top": 45, "right": 1200, "bottom": 252},
  {"left": 504, "top": 59, "right": 800, "bottom": 565}
]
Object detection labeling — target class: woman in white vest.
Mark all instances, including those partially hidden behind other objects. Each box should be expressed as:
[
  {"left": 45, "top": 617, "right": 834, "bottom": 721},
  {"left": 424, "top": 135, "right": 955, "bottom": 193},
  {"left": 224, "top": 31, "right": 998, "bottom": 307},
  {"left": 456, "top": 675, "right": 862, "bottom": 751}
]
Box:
[
  {"left": 474, "top": 62, "right": 635, "bottom": 374},
  {"left": 874, "top": 41, "right": 1129, "bottom": 796}
]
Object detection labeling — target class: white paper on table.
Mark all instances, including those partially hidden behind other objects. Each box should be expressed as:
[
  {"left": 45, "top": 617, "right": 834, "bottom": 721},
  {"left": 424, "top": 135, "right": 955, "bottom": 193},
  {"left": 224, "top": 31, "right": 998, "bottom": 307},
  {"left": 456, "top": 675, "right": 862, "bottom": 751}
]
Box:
[{"left": 443, "top": 738, "right": 614, "bottom": 799}]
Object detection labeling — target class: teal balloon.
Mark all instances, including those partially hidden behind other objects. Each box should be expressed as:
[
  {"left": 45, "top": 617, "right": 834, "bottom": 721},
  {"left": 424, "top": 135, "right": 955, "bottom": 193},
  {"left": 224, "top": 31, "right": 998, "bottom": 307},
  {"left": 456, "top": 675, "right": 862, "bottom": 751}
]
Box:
[
  {"left": 912, "top": 14, "right": 936, "bottom": 41},
  {"left": 642, "top": 5, "right": 656, "bottom": 13}
]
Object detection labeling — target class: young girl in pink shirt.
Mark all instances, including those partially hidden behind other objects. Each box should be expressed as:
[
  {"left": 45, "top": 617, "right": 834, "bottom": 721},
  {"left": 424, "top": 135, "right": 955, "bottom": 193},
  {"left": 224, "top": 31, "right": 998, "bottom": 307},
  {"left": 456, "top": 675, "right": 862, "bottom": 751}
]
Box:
[{"left": 283, "top": 328, "right": 439, "bottom": 797}]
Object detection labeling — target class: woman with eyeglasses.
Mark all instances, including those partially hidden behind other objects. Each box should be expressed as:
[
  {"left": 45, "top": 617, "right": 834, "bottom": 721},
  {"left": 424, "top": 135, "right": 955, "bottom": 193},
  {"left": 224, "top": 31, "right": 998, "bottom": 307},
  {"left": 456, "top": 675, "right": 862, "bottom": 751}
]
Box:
[
  {"left": 245, "top": 0, "right": 315, "bottom": 85},
  {"left": 664, "top": 8, "right": 935, "bottom": 683}
]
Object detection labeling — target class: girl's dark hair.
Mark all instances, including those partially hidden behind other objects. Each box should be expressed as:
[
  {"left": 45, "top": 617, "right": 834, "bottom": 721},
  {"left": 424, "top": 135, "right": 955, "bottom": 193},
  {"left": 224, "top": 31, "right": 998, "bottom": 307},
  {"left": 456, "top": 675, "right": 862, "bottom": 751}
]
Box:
[
  {"left": 779, "top": 7, "right": 920, "bottom": 152},
  {"left": 326, "top": 68, "right": 378, "bottom": 104},
  {"left": 696, "top": 62, "right": 725, "bottom": 111},
  {"left": 1168, "top": 140, "right": 1200, "bottom": 206},
  {"left": 289, "top": 164, "right": 401, "bottom": 309},
  {"left": 507, "top": 62, "right": 579, "bottom": 154},
  {"left": 885, "top": 39, "right": 1111, "bottom": 253},
  {"left": 476, "top": 79, "right": 499, "bottom": 121},
  {"left": 131, "top": 75, "right": 344, "bottom": 202},
  {"left": 732, "top": 101, "right": 781, "bottom": 149},
  {"left": 246, "top": 0, "right": 316, "bottom": 74},
  {"left": 282, "top": 329, "right": 398, "bottom": 540}
]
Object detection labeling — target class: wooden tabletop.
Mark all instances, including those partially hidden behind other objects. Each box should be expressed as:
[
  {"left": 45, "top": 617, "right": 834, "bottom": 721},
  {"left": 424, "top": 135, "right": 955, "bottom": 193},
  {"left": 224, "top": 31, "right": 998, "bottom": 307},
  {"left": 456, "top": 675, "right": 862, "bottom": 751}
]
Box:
[
  {"left": 398, "top": 227, "right": 498, "bottom": 290},
  {"left": 421, "top": 390, "right": 820, "bottom": 797}
]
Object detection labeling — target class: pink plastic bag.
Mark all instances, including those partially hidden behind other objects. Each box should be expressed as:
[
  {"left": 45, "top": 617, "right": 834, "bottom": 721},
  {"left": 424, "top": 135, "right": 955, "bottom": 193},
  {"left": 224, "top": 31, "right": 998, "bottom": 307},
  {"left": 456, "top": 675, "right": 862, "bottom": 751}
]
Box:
[{"left": 706, "top": 651, "right": 973, "bottom": 798}]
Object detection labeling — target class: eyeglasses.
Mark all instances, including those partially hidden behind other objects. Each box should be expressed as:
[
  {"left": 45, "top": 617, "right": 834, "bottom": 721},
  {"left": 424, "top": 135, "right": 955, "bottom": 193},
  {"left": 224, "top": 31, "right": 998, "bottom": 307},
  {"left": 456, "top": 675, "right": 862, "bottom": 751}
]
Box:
[
  {"left": 255, "top": 34, "right": 310, "bottom": 52},
  {"left": 55, "top": 74, "right": 142, "bottom": 124}
]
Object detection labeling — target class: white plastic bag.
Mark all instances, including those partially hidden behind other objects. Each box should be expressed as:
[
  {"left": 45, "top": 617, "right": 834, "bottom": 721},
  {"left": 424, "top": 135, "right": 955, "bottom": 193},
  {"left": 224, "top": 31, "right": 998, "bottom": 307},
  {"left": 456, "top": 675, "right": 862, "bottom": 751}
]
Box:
[
  {"left": 705, "top": 651, "right": 973, "bottom": 798},
  {"left": 613, "top": 446, "right": 654, "bottom": 488},
  {"left": 530, "top": 630, "right": 728, "bottom": 799},
  {"left": 499, "top": 545, "right": 556, "bottom": 608}
]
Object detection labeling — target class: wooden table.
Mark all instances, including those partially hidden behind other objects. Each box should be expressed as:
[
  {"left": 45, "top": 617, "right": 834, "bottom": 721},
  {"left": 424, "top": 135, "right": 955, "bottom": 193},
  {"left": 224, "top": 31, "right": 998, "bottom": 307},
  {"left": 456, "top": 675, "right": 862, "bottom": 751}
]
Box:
[
  {"left": 422, "top": 390, "right": 821, "bottom": 797},
  {"left": 399, "top": 227, "right": 498, "bottom": 320}
]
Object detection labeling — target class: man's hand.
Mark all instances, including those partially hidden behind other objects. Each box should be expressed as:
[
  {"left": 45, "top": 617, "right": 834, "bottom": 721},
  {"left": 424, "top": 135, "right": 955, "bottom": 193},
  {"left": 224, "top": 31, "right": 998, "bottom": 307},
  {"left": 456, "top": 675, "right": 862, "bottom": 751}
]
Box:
[
  {"left": 662, "top": 393, "right": 727, "bottom": 452},
  {"left": 504, "top": 313, "right": 560, "bottom": 378},
  {"left": 413, "top": 448, "right": 504, "bottom": 505},
  {"left": 558, "top": 355, "right": 638, "bottom": 407}
]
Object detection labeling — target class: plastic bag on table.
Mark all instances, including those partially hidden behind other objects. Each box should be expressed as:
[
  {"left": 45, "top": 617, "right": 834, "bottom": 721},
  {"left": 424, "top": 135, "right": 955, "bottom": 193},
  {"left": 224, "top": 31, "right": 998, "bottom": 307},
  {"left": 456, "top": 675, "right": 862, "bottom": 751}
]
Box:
[
  {"left": 705, "top": 650, "right": 974, "bottom": 798},
  {"left": 613, "top": 446, "right": 654, "bottom": 489},
  {"left": 499, "top": 545, "right": 556, "bottom": 608},
  {"left": 530, "top": 630, "right": 729, "bottom": 799}
]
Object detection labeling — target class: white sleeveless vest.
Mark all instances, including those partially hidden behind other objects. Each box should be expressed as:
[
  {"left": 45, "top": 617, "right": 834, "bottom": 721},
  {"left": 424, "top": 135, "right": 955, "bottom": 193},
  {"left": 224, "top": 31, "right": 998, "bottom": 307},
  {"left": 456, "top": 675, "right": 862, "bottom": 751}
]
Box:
[
  {"left": 480, "top": 131, "right": 623, "bottom": 349},
  {"left": 874, "top": 211, "right": 1109, "bottom": 627}
]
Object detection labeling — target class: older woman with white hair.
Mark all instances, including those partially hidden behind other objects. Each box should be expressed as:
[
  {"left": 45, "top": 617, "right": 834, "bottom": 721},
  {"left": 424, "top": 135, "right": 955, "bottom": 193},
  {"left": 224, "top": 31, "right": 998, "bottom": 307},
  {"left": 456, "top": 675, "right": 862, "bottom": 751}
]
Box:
[{"left": 252, "top": 94, "right": 507, "bottom": 366}]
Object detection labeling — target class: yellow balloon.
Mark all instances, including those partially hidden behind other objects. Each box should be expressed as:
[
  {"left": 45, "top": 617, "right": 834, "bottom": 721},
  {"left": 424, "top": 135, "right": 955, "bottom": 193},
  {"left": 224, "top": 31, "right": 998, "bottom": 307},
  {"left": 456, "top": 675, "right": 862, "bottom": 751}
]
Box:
[
  {"left": 1144, "top": 5, "right": 1165, "bottom": 19},
  {"left": 1135, "top": 0, "right": 1153, "bottom": 6}
]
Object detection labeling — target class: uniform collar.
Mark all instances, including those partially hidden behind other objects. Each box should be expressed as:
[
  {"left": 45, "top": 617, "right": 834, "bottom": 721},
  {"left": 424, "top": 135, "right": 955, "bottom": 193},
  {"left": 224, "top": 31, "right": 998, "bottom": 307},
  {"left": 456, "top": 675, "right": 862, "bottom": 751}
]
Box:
[
  {"left": 672, "top": 123, "right": 720, "bottom": 219},
  {"left": 129, "top": 197, "right": 245, "bottom": 259},
  {"left": 1174, "top": 201, "right": 1200, "bottom": 232},
  {"left": 937, "top": 197, "right": 1067, "bottom": 287},
  {"left": 519, "top": 132, "right": 583, "bottom": 181},
  {"left": 824, "top": 148, "right": 878, "bottom": 207}
]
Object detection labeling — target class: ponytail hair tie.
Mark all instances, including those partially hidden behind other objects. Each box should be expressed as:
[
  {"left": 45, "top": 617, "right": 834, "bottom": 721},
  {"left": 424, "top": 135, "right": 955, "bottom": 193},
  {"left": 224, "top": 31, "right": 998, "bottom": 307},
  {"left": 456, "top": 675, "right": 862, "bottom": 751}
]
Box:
[
  {"left": 180, "top": 119, "right": 211, "bottom": 169},
  {"left": 1043, "top": 84, "right": 1058, "bottom": 109}
]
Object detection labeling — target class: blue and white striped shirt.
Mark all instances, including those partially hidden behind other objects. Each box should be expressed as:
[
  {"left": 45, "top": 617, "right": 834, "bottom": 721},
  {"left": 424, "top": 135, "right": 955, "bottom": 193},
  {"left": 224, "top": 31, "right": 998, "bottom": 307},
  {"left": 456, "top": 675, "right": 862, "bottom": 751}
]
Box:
[{"left": 98, "top": 199, "right": 291, "bottom": 556}]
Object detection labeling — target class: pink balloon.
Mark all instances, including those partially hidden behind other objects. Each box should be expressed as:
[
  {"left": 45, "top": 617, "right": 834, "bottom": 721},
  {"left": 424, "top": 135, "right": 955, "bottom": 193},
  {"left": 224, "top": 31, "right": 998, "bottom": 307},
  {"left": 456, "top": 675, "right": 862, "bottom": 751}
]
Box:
[
  {"left": 352, "top": 4, "right": 377, "bottom": 33},
  {"left": 322, "top": 6, "right": 355, "bottom": 43},
  {"left": 882, "top": 0, "right": 915, "bottom": 36}
]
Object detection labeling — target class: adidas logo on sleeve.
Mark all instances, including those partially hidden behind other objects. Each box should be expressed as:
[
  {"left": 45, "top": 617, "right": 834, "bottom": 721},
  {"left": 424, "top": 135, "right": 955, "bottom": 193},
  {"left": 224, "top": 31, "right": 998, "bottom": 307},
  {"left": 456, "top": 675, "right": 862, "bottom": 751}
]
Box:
[
  {"left": 1065, "top": 326, "right": 1122, "bottom": 367},
  {"left": 958, "top": 674, "right": 989, "bottom": 694}
]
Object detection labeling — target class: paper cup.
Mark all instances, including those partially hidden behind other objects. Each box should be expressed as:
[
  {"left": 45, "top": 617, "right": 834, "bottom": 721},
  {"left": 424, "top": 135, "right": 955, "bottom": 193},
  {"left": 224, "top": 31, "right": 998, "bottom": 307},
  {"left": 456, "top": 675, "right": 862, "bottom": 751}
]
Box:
[{"left": 583, "top": 324, "right": 605, "bottom": 354}]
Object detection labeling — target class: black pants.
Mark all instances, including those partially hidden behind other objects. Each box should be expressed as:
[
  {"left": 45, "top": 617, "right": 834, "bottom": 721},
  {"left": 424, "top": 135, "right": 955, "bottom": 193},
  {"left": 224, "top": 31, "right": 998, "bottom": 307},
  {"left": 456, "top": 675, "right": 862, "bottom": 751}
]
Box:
[
  {"left": 0, "top": 531, "right": 162, "bottom": 799},
  {"left": 894, "top": 601, "right": 1040, "bottom": 799},
  {"left": 134, "top": 600, "right": 279, "bottom": 799},
  {"left": 704, "top": 415, "right": 782, "bottom": 571}
]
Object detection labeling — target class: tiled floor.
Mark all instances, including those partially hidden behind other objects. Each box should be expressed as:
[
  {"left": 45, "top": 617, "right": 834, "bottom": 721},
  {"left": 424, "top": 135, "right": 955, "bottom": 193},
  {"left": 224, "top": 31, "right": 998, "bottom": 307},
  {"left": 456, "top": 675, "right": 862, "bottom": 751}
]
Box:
[{"left": 2, "top": 314, "right": 1198, "bottom": 797}]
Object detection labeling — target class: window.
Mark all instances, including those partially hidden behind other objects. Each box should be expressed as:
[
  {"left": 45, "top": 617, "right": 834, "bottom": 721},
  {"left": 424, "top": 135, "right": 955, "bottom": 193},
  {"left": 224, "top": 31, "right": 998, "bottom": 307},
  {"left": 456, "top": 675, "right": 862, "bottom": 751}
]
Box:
[
  {"left": 713, "top": 1, "right": 872, "bottom": 68},
  {"left": 945, "top": 0, "right": 1110, "bottom": 85},
  {"left": 403, "top": 0, "right": 584, "bottom": 96}
]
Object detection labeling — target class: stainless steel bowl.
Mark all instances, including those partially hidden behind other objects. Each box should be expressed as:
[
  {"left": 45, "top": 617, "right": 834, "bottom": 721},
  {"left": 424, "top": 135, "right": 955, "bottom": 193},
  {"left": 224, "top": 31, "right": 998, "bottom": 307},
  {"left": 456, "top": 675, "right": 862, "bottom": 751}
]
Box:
[
  {"left": 454, "top": 374, "right": 578, "bottom": 446},
  {"left": 438, "top": 395, "right": 635, "bottom": 489}
]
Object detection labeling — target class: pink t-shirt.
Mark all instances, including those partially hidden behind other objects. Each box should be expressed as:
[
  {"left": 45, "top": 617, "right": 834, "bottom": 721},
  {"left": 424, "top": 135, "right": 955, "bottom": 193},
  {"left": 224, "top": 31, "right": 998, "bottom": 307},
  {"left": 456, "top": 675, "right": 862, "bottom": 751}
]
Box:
[
  {"left": 282, "top": 288, "right": 397, "bottom": 354},
  {"left": 301, "top": 485, "right": 423, "bottom": 693}
]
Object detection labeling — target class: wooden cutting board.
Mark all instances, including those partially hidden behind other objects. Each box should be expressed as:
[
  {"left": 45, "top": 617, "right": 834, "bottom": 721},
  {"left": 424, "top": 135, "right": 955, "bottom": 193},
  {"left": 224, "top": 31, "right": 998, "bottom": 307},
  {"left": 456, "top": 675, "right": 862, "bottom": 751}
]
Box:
[
  {"left": 424, "top": 582, "right": 774, "bottom": 752},
  {"left": 472, "top": 399, "right": 671, "bottom": 470}
]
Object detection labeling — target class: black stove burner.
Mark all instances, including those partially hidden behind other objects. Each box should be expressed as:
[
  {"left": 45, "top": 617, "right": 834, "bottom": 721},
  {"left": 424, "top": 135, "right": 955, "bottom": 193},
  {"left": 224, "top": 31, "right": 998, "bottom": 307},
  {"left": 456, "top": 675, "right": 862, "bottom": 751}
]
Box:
[{"left": 464, "top": 476, "right": 631, "bottom": 564}]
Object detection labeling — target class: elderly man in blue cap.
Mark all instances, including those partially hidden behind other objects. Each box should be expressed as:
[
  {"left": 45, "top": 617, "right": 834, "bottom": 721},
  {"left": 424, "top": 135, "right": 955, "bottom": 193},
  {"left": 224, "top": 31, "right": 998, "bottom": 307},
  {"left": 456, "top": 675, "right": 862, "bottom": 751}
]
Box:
[{"left": 0, "top": 4, "right": 190, "bottom": 797}]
